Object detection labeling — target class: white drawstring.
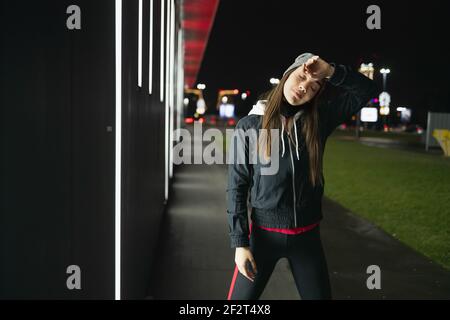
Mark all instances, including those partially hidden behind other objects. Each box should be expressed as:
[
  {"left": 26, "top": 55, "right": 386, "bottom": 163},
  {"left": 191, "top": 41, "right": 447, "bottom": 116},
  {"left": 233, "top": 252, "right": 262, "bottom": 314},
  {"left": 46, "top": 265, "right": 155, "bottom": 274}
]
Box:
[
  {"left": 281, "top": 120, "right": 285, "bottom": 157},
  {"left": 281, "top": 112, "right": 302, "bottom": 159},
  {"left": 294, "top": 120, "right": 300, "bottom": 160}
]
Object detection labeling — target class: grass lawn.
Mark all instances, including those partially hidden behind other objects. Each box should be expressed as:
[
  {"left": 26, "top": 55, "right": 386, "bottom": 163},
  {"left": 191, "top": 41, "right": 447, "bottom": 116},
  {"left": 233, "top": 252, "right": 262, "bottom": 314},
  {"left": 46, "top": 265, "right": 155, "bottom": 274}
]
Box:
[{"left": 324, "top": 135, "right": 450, "bottom": 270}]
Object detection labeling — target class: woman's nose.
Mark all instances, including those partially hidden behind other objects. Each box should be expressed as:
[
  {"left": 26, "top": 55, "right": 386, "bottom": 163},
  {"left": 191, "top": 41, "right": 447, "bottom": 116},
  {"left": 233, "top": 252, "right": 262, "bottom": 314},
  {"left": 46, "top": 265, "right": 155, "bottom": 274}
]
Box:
[
  {"left": 299, "top": 79, "right": 314, "bottom": 93},
  {"left": 298, "top": 84, "right": 306, "bottom": 93}
]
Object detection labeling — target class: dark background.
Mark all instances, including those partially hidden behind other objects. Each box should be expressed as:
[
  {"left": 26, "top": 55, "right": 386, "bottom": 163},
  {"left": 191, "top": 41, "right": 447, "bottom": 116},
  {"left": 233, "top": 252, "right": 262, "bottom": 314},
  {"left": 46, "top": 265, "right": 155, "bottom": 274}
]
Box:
[
  {"left": 198, "top": 0, "right": 450, "bottom": 126},
  {"left": 0, "top": 0, "right": 168, "bottom": 299}
]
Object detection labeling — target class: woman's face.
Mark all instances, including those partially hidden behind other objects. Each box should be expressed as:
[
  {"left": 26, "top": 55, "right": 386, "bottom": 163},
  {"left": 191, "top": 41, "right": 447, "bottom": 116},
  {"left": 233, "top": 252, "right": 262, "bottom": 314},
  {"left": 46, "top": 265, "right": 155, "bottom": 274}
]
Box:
[{"left": 283, "top": 64, "right": 323, "bottom": 106}]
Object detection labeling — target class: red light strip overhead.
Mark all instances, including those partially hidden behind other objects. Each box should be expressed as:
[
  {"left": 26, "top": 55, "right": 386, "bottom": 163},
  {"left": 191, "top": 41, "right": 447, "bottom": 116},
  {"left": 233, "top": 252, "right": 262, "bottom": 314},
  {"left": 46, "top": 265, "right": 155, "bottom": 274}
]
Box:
[{"left": 182, "top": 0, "right": 220, "bottom": 88}]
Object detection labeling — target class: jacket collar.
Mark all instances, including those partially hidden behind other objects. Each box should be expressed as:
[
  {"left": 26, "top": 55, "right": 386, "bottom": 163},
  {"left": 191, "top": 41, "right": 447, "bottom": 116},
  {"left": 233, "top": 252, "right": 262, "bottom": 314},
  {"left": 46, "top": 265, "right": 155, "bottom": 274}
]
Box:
[{"left": 248, "top": 100, "right": 303, "bottom": 160}]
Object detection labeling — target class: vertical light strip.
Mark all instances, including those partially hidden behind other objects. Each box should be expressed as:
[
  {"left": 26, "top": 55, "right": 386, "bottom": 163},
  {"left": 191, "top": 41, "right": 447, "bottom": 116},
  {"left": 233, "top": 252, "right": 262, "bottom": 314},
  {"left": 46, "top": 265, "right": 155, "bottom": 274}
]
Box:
[
  {"left": 164, "top": 0, "right": 171, "bottom": 200},
  {"left": 176, "top": 27, "right": 183, "bottom": 141},
  {"left": 115, "top": 0, "right": 122, "bottom": 301},
  {"left": 138, "top": 0, "right": 142, "bottom": 87},
  {"left": 160, "top": 0, "right": 165, "bottom": 102},
  {"left": 169, "top": 0, "right": 175, "bottom": 108},
  {"left": 169, "top": 0, "right": 175, "bottom": 179},
  {"left": 165, "top": 0, "right": 171, "bottom": 107},
  {"left": 148, "top": 0, "right": 154, "bottom": 94}
]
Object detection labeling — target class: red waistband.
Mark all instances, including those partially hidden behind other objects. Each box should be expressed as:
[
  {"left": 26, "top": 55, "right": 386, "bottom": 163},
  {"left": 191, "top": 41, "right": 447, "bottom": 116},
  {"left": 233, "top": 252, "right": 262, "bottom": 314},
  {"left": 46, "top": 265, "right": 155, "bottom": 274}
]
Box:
[{"left": 258, "top": 222, "right": 320, "bottom": 235}]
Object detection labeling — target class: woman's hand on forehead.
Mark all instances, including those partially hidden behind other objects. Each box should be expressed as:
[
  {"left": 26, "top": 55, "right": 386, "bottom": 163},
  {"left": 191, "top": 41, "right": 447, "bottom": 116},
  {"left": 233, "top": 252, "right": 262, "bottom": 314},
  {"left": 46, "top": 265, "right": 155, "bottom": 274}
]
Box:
[{"left": 304, "top": 56, "right": 334, "bottom": 81}]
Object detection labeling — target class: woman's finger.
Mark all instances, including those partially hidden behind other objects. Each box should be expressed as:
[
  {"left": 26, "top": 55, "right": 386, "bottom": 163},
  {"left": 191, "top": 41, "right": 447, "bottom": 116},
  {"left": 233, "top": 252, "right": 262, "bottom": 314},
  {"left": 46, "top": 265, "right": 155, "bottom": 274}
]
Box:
[
  {"left": 304, "top": 62, "right": 312, "bottom": 73},
  {"left": 245, "top": 260, "right": 256, "bottom": 279},
  {"left": 238, "top": 264, "right": 254, "bottom": 282},
  {"left": 250, "top": 259, "right": 258, "bottom": 275},
  {"left": 306, "top": 59, "right": 318, "bottom": 73}
]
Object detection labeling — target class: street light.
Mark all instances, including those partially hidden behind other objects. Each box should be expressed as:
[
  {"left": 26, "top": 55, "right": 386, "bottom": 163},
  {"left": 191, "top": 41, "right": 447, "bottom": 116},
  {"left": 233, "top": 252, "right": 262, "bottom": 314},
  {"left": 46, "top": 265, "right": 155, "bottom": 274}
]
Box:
[
  {"left": 379, "top": 69, "right": 391, "bottom": 131},
  {"left": 380, "top": 68, "right": 390, "bottom": 91},
  {"left": 356, "top": 63, "right": 375, "bottom": 138},
  {"left": 270, "top": 78, "right": 280, "bottom": 86}
]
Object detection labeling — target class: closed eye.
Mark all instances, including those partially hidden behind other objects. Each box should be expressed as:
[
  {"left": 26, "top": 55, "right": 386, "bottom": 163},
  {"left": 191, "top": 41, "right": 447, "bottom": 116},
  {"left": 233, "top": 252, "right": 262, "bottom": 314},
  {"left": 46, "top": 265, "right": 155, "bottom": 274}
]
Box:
[
  {"left": 297, "top": 70, "right": 307, "bottom": 80},
  {"left": 311, "top": 82, "right": 321, "bottom": 92}
]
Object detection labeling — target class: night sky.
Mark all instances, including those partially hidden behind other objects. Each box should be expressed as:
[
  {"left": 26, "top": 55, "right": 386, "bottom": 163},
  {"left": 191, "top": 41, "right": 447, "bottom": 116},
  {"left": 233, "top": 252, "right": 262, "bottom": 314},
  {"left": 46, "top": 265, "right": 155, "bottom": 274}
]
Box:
[{"left": 197, "top": 0, "right": 450, "bottom": 125}]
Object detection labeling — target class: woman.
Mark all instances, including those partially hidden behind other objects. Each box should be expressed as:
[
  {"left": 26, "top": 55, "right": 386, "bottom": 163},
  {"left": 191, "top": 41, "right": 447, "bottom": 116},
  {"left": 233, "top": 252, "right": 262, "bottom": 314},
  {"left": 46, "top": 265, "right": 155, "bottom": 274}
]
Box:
[{"left": 226, "top": 52, "right": 378, "bottom": 300}]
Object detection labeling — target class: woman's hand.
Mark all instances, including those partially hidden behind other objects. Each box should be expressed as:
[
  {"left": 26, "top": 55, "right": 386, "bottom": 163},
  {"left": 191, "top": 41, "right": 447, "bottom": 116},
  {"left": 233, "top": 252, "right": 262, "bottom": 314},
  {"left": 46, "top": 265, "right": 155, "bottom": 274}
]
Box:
[
  {"left": 235, "top": 247, "right": 258, "bottom": 282},
  {"left": 303, "top": 55, "right": 335, "bottom": 80}
]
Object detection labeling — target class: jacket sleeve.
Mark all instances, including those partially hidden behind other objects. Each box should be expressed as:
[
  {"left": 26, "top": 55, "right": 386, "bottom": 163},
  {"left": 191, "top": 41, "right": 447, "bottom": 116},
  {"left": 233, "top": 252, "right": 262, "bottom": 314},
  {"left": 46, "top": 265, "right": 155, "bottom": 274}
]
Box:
[
  {"left": 226, "top": 118, "right": 252, "bottom": 248},
  {"left": 323, "top": 63, "right": 380, "bottom": 137}
]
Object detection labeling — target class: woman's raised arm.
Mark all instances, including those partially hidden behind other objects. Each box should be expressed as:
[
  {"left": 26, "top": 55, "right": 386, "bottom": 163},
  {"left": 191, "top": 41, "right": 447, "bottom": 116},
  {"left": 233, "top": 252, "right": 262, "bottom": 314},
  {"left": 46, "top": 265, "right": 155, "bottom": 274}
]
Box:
[{"left": 322, "top": 63, "right": 379, "bottom": 137}]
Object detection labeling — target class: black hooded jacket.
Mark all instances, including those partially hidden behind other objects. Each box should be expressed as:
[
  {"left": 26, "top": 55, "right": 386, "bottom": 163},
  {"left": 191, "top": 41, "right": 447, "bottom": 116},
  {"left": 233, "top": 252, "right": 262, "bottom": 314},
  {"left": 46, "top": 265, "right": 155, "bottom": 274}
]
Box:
[{"left": 226, "top": 63, "right": 379, "bottom": 248}]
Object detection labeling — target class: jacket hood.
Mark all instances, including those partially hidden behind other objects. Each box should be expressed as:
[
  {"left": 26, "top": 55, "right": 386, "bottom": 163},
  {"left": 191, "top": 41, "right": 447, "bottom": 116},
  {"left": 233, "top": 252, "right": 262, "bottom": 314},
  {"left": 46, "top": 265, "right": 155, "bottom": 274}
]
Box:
[
  {"left": 249, "top": 99, "right": 305, "bottom": 120},
  {"left": 248, "top": 100, "right": 267, "bottom": 116},
  {"left": 248, "top": 99, "right": 304, "bottom": 160}
]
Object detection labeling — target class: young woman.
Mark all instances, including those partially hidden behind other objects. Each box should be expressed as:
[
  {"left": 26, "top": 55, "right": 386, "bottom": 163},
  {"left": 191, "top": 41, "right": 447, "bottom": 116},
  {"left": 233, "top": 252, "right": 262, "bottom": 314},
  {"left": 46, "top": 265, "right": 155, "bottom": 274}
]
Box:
[{"left": 226, "top": 52, "right": 378, "bottom": 300}]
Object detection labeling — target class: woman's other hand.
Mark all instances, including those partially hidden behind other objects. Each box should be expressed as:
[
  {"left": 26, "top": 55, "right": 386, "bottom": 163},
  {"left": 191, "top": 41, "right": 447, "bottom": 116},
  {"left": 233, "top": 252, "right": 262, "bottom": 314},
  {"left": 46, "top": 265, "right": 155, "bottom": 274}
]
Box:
[
  {"left": 235, "top": 247, "right": 258, "bottom": 282},
  {"left": 303, "top": 55, "right": 335, "bottom": 80}
]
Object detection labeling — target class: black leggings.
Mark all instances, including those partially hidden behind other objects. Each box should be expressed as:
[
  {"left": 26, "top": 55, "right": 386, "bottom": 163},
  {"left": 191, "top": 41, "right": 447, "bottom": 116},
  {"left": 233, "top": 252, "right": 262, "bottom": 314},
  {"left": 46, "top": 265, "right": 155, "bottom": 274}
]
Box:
[{"left": 227, "top": 223, "right": 332, "bottom": 300}]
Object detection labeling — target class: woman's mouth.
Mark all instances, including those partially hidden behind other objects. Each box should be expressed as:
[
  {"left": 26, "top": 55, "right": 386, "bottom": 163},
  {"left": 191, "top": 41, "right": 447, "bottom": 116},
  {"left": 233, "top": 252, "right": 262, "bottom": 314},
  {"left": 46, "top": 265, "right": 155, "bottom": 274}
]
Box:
[{"left": 292, "top": 90, "right": 302, "bottom": 99}]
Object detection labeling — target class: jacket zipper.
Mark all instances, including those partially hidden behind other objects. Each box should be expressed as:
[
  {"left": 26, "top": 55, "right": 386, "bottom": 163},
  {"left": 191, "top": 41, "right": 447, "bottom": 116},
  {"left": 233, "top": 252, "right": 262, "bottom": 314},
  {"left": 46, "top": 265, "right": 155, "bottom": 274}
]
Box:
[{"left": 286, "top": 132, "right": 297, "bottom": 228}]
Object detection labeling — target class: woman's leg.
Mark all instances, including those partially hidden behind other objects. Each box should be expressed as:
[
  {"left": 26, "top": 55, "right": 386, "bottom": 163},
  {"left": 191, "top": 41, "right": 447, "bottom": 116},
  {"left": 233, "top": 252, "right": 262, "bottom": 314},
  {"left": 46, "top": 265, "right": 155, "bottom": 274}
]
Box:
[
  {"left": 286, "top": 226, "right": 332, "bottom": 299},
  {"left": 227, "top": 226, "right": 283, "bottom": 300}
]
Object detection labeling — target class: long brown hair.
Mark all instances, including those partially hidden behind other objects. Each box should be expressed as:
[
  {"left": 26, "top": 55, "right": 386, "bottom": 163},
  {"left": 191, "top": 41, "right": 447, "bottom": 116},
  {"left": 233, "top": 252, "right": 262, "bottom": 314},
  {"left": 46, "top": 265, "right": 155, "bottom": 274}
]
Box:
[{"left": 258, "top": 68, "right": 327, "bottom": 187}]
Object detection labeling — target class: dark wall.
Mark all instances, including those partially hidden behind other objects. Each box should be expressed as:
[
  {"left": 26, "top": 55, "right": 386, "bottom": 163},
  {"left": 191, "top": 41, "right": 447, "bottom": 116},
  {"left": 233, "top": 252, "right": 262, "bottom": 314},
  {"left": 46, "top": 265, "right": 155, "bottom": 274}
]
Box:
[
  {"left": 0, "top": 0, "right": 115, "bottom": 299},
  {"left": 1, "top": 0, "right": 169, "bottom": 299},
  {"left": 121, "top": 0, "right": 167, "bottom": 299}
]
